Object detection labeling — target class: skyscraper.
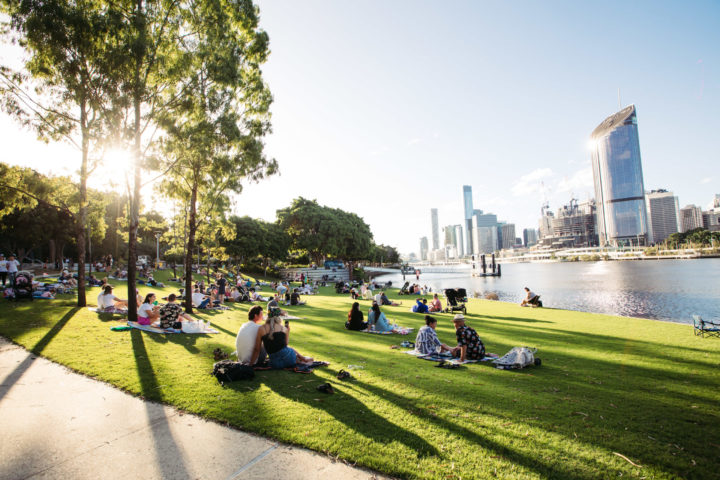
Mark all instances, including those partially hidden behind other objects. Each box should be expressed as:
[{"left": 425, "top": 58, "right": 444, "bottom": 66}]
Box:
[
  {"left": 431, "top": 208, "right": 439, "bottom": 250},
  {"left": 679, "top": 205, "right": 703, "bottom": 232},
  {"left": 645, "top": 189, "right": 680, "bottom": 244},
  {"left": 419, "top": 237, "right": 429, "bottom": 261},
  {"left": 523, "top": 228, "right": 538, "bottom": 247},
  {"left": 590, "top": 105, "right": 649, "bottom": 246},
  {"left": 500, "top": 224, "right": 516, "bottom": 250},
  {"left": 463, "top": 186, "right": 474, "bottom": 255},
  {"left": 454, "top": 224, "right": 464, "bottom": 257}
]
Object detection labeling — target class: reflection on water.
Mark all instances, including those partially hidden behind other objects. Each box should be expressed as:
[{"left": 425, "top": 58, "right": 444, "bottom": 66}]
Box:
[{"left": 376, "top": 259, "right": 720, "bottom": 324}]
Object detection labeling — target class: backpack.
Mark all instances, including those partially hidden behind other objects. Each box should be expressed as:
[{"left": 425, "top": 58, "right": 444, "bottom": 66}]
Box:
[
  {"left": 493, "top": 347, "right": 541, "bottom": 370},
  {"left": 211, "top": 360, "right": 255, "bottom": 385}
]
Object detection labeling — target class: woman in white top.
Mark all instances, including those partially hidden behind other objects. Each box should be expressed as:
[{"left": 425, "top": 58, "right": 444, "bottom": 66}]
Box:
[
  {"left": 0, "top": 254, "right": 7, "bottom": 287},
  {"left": 97, "top": 285, "right": 128, "bottom": 313},
  {"left": 7, "top": 255, "right": 20, "bottom": 286},
  {"left": 137, "top": 293, "right": 160, "bottom": 325}
]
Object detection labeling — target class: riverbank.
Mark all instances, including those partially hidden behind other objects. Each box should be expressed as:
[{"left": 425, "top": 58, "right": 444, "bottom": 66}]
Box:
[{"left": 1, "top": 272, "right": 718, "bottom": 479}]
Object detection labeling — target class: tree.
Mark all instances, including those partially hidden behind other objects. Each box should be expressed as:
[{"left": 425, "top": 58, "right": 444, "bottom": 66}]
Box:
[
  {"left": 1, "top": 0, "right": 125, "bottom": 306},
  {"left": 225, "top": 216, "right": 289, "bottom": 273},
  {"left": 155, "top": 1, "right": 276, "bottom": 313},
  {"left": 277, "top": 198, "right": 373, "bottom": 265}
]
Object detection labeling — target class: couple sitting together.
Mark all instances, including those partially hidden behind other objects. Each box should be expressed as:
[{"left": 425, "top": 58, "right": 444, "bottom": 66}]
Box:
[
  {"left": 345, "top": 302, "right": 401, "bottom": 333},
  {"left": 415, "top": 314, "right": 485, "bottom": 362},
  {"left": 412, "top": 294, "right": 443, "bottom": 314},
  {"left": 235, "top": 306, "right": 313, "bottom": 369}
]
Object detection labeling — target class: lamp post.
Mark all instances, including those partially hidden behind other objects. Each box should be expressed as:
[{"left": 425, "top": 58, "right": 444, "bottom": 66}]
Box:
[{"left": 154, "top": 233, "right": 161, "bottom": 269}]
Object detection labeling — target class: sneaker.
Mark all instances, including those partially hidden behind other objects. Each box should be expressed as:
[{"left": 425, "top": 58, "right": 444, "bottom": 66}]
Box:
[
  {"left": 336, "top": 369, "right": 352, "bottom": 380},
  {"left": 317, "top": 382, "right": 334, "bottom": 394}
]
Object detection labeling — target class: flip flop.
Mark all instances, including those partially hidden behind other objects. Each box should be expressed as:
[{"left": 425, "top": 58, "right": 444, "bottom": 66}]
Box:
[
  {"left": 317, "top": 382, "right": 334, "bottom": 394},
  {"left": 336, "top": 369, "right": 352, "bottom": 380}
]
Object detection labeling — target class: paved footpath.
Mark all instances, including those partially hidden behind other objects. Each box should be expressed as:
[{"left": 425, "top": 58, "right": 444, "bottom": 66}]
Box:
[{"left": 0, "top": 337, "right": 388, "bottom": 480}]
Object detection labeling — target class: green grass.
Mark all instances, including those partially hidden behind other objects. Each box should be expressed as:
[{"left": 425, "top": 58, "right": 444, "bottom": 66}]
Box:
[{"left": 1, "top": 270, "right": 719, "bottom": 479}]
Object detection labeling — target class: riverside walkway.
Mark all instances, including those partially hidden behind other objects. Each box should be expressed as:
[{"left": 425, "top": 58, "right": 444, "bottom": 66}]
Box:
[{"left": 0, "top": 337, "right": 385, "bottom": 480}]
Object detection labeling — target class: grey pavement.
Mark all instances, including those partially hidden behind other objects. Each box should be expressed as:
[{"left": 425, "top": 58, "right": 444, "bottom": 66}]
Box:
[{"left": 0, "top": 337, "right": 387, "bottom": 480}]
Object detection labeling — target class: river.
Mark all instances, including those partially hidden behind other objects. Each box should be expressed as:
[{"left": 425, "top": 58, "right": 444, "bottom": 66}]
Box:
[{"left": 374, "top": 259, "right": 720, "bottom": 324}]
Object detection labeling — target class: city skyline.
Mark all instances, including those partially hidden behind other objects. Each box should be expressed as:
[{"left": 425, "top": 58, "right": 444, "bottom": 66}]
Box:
[{"left": 1, "top": 1, "right": 718, "bottom": 255}]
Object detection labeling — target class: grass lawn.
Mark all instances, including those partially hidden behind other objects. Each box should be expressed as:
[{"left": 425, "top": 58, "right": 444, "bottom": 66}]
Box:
[{"left": 1, "top": 270, "right": 719, "bottom": 479}]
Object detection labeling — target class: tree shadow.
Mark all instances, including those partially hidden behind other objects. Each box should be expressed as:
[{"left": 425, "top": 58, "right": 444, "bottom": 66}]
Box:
[{"left": 265, "top": 377, "right": 439, "bottom": 459}]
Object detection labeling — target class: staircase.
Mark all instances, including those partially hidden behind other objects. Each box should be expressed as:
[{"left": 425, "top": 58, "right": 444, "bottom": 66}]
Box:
[{"left": 279, "top": 267, "right": 350, "bottom": 283}]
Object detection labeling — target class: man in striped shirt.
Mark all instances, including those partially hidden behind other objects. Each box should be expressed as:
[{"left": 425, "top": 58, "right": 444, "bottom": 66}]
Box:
[{"left": 415, "top": 315, "right": 452, "bottom": 355}]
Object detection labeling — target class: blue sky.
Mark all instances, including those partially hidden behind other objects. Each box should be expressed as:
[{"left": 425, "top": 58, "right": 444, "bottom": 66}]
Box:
[{"left": 2, "top": 1, "right": 718, "bottom": 255}]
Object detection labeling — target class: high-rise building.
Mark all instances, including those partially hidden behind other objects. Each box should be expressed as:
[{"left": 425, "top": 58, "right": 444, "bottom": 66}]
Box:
[
  {"left": 590, "top": 105, "right": 649, "bottom": 246},
  {"left": 454, "top": 224, "right": 464, "bottom": 257},
  {"left": 443, "top": 225, "right": 456, "bottom": 246},
  {"left": 680, "top": 205, "right": 703, "bottom": 232},
  {"left": 431, "top": 209, "right": 439, "bottom": 250},
  {"left": 714, "top": 194, "right": 720, "bottom": 210},
  {"left": 463, "top": 186, "right": 474, "bottom": 255},
  {"left": 645, "top": 189, "right": 680, "bottom": 244},
  {"left": 419, "top": 237, "right": 429, "bottom": 261},
  {"left": 500, "top": 223, "right": 516, "bottom": 250},
  {"left": 474, "top": 225, "right": 498, "bottom": 254},
  {"left": 523, "top": 228, "right": 538, "bottom": 247},
  {"left": 702, "top": 211, "right": 720, "bottom": 232},
  {"left": 537, "top": 199, "right": 598, "bottom": 248}
]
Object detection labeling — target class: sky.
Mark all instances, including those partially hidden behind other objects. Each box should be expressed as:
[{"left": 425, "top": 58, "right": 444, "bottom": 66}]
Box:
[{"left": 1, "top": 1, "right": 719, "bottom": 255}]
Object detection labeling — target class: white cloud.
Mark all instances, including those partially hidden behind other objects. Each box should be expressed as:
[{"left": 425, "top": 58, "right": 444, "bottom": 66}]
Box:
[
  {"left": 557, "top": 167, "right": 594, "bottom": 193},
  {"left": 407, "top": 138, "right": 422, "bottom": 146},
  {"left": 700, "top": 177, "right": 713, "bottom": 184},
  {"left": 511, "top": 168, "right": 553, "bottom": 196}
]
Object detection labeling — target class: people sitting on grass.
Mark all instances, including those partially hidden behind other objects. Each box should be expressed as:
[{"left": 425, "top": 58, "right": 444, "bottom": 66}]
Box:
[
  {"left": 159, "top": 294, "right": 193, "bottom": 329},
  {"left": 249, "top": 288, "right": 268, "bottom": 302},
  {"left": 345, "top": 302, "right": 368, "bottom": 331},
  {"left": 137, "top": 293, "right": 161, "bottom": 326},
  {"left": 375, "top": 290, "right": 401, "bottom": 307},
  {"left": 416, "top": 315, "right": 453, "bottom": 355},
  {"left": 368, "top": 302, "right": 399, "bottom": 333},
  {"left": 250, "top": 308, "right": 314, "bottom": 369},
  {"left": 520, "top": 287, "right": 542, "bottom": 307},
  {"left": 289, "top": 288, "right": 306, "bottom": 306},
  {"left": 429, "top": 293, "right": 442, "bottom": 312},
  {"left": 451, "top": 314, "right": 485, "bottom": 361},
  {"left": 87, "top": 274, "right": 103, "bottom": 287},
  {"left": 412, "top": 298, "right": 429, "bottom": 314},
  {"left": 235, "top": 305, "right": 267, "bottom": 365},
  {"left": 96, "top": 285, "right": 128, "bottom": 313},
  {"left": 267, "top": 295, "right": 288, "bottom": 316},
  {"left": 361, "top": 283, "right": 373, "bottom": 300},
  {"left": 192, "top": 287, "right": 211, "bottom": 309}
]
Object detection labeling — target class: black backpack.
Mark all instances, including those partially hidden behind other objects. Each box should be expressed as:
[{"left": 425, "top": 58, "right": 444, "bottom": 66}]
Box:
[{"left": 211, "top": 360, "right": 254, "bottom": 385}]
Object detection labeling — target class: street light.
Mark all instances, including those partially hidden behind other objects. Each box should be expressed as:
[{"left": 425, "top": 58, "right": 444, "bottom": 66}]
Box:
[{"left": 154, "top": 233, "right": 161, "bottom": 268}]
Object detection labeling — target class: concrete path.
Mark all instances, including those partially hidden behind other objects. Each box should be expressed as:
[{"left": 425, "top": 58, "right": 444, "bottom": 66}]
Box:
[{"left": 0, "top": 337, "right": 387, "bottom": 480}]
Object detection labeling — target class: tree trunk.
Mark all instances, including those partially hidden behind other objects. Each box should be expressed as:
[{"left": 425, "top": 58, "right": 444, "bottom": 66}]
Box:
[
  {"left": 76, "top": 98, "right": 88, "bottom": 307},
  {"left": 184, "top": 183, "right": 198, "bottom": 314},
  {"left": 49, "top": 239, "right": 56, "bottom": 267},
  {"left": 127, "top": 0, "right": 145, "bottom": 322}
]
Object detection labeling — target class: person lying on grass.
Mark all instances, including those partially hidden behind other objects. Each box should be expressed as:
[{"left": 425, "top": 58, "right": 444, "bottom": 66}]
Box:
[
  {"left": 137, "top": 293, "right": 161, "bottom": 326},
  {"left": 415, "top": 315, "right": 453, "bottom": 355},
  {"left": 368, "top": 302, "right": 400, "bottom": 333},
  {"left": 250, "top": 308, "right": 313, "bottom": 369},
  {"left": 236, "top": 305, "right": 268, "bottom": 365},
  {"left": 450, "top": 314, "right": 485, "bottom": 361},
  {"left": 412, "top": 298, "right": 429, "bottom": 314},
  {"left": 158, "top": 294, "right": 194, "bottom": 329},
  {"left": 97, "top": 285, "right": 128, "bottom": 313}
]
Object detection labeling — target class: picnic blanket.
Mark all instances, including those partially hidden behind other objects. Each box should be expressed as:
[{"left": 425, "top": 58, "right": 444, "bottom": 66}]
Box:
[
  {"left": 87, "top": 307, "right": 126, "bottom": 315},
  {"left": 361, "top": 327, "right": 414, "bottom": 335},
  {"left": 402, "top": 349, "right": 499, "bottom": 363},
  {"left": 125, "top": 321, "right": 219, "bottom": 334},
  {"left": 253, "top": 360, "right": 329, "bottom": 374}
]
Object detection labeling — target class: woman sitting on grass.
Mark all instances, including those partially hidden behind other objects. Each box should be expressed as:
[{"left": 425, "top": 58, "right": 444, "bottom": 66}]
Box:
[
  {"left": 368, "top": 302, "right": 398, "bottom": 333},
  {"left": 250, "top": 309, "right": 313, "bottom": 369},
  {"left": 96, "top": 285, "right": 128, "bottom": 313},
  {"left": 137, "top": 293, "right": 160, "bottom": 326},
  {"left": 346, "top": 302, "right": 368, "bottom": 331}
]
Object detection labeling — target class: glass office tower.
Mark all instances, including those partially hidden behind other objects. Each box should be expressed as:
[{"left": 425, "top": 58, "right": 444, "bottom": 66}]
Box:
[
  {"left": 590, "top": 105, "right": 649, "bottom": 246},
  {"left": 463, "top": 185, "right": 474, "bottom": 255}
]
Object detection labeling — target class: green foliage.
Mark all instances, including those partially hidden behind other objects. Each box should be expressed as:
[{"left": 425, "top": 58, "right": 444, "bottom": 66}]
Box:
[
  {"left": 277, "top": 197, "right": 374, "bottom": 264},
  {"left": 666, "top": 228, "right": 720, "bottom": 248},
  {"left": 1, "top": 269, "right": 718, "bottom": 480},
  {"left": 224, "top": 216, "right": 289, "bottom": 263}
]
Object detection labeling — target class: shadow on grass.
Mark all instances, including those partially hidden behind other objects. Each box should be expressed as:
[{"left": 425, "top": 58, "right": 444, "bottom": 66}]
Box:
[
  {"left": 0, "top": 307, "right": 80, "bottom": 403},
  {"left": 266, "top": 377, "right": 440, "bottom": 459}
]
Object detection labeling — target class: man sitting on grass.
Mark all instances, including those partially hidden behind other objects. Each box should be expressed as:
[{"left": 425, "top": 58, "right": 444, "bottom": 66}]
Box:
[
  {"left": 159, "top": 294, "right": 193, "bottom": 329},
  {"left": 415, "top": 315, "right": 452, "bottom": 355},
  {"left": 97, "top": 285, "right": 128, "bottom": 313},
  {"left": 450, "top": 314, "right": 485, "bottom": 362},
  {"left": 412, "top": 298, "right": 429, "bottom": 314},
  {"left": 192, "top": 287, "right": 211, "bottom": 309},
  {"left": 235, "top": 305, "right": 268, "bottom": 365}
]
